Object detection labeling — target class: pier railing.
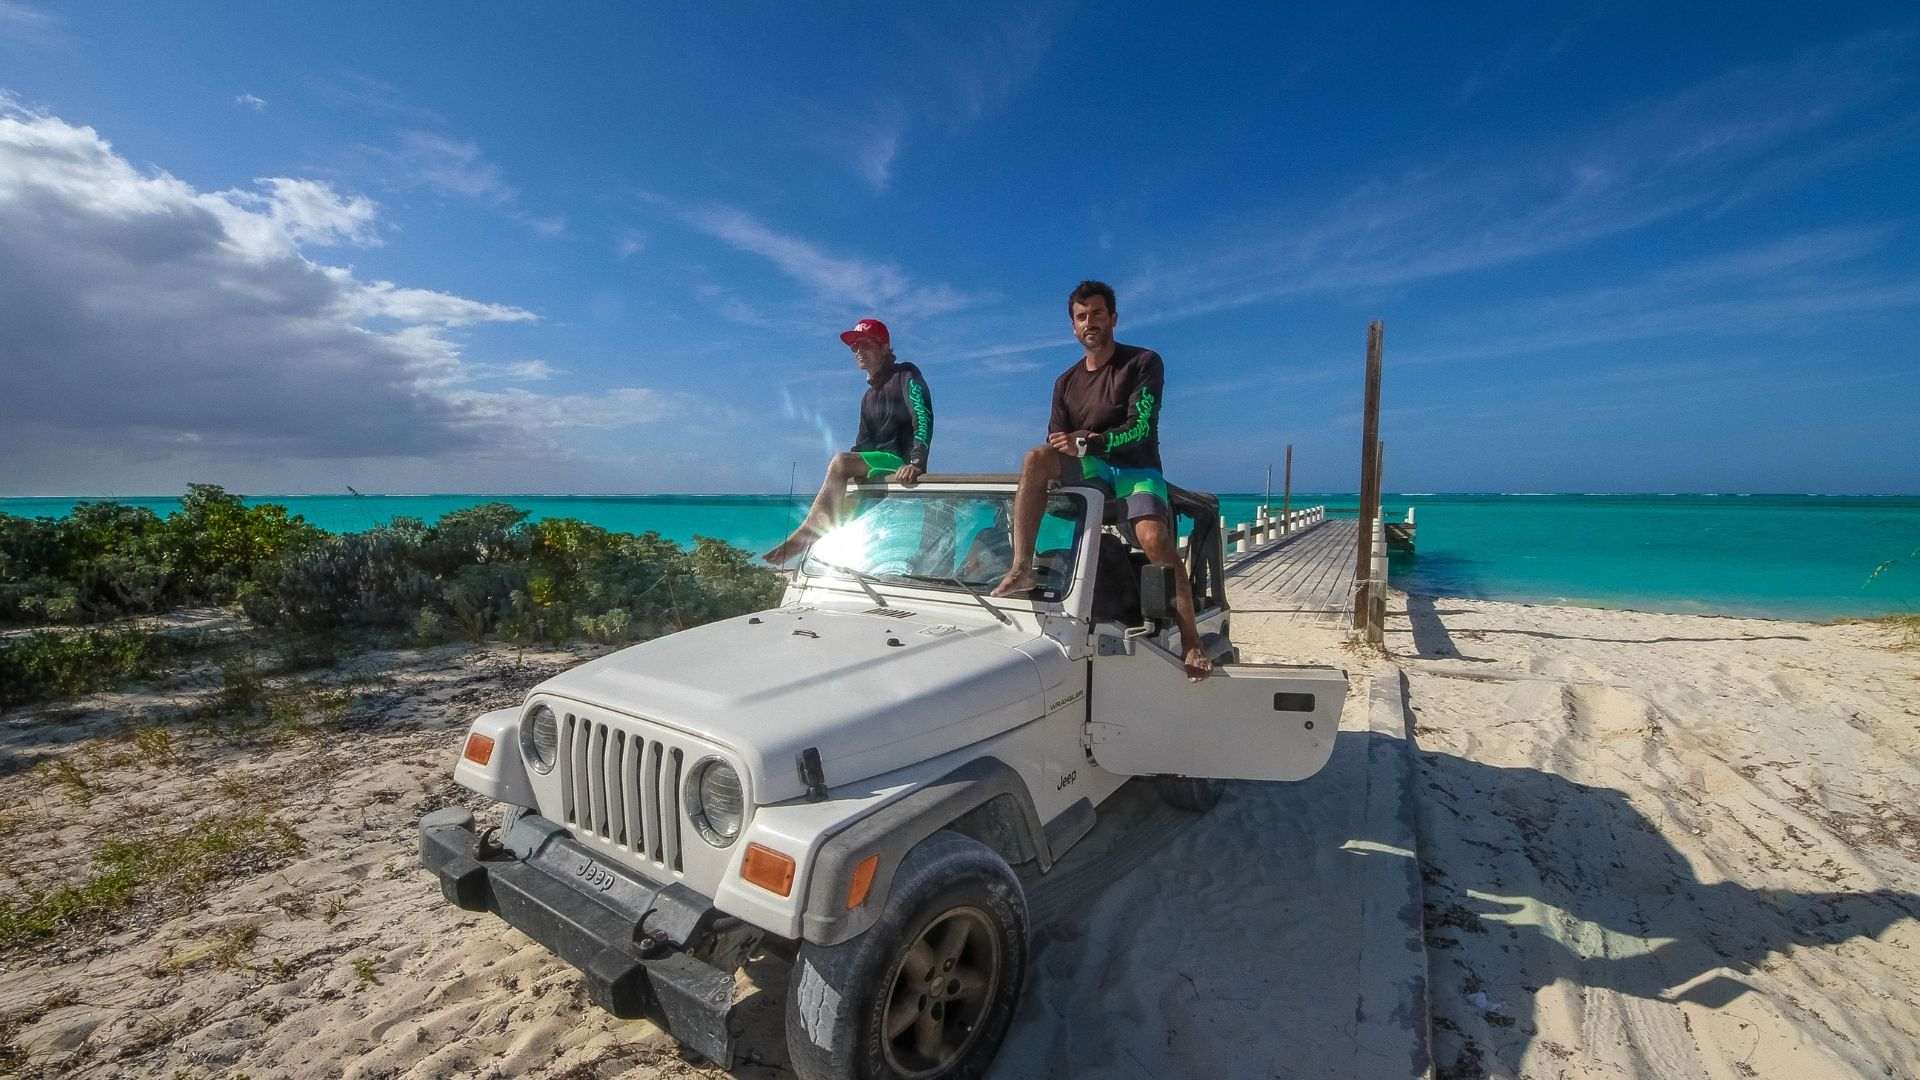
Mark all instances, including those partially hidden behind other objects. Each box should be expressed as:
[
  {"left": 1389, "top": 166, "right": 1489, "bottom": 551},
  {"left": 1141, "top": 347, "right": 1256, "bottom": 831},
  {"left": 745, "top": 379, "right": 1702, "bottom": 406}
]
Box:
[
  {"left": 1181, "top": 504, "right": 1327, "bottom": 560},
  {"left": 1227, "top": 504, "right": 1326, "bottom": 553}
]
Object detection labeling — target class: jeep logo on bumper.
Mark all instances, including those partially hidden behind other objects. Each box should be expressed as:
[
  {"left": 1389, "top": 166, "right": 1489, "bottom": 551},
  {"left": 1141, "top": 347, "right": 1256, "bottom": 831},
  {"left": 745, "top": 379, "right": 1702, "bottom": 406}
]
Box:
[{"left": 574, "top": 856, "right": 616, "bottom": 892}]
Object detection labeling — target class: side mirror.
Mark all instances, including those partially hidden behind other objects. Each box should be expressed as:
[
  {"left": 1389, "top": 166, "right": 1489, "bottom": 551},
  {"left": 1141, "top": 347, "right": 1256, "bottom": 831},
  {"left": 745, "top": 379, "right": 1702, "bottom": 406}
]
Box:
[{"left": 1139, "top": 564, "right": 1176, "bottom": 623}]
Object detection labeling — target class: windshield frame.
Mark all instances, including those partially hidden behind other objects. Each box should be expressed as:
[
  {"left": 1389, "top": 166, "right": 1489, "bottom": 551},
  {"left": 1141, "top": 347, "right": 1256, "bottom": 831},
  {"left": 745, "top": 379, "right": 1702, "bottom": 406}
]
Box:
[{"left": 797, "top": 483, "right": 1093, "bottom": 606}]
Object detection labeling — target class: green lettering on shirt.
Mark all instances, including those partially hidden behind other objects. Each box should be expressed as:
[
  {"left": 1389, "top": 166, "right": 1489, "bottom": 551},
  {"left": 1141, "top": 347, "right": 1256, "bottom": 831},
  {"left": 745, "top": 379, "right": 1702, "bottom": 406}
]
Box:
[{"left": 1105, "top": 389, "right": 1155, "bottom": 450}]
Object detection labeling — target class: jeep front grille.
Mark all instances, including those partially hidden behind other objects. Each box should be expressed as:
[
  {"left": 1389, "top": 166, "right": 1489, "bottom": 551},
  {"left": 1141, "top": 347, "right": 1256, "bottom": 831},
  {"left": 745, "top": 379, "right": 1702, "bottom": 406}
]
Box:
[{"left": 557, "top": 711, "right": 684, "bottom": 874}]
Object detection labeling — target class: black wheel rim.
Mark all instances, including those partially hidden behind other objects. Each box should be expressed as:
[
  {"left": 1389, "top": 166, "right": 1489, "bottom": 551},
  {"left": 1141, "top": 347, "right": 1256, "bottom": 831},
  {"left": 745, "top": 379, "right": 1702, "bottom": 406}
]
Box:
[{"left": 879, "top": 905, "right": 1002, "bottom": 1078}]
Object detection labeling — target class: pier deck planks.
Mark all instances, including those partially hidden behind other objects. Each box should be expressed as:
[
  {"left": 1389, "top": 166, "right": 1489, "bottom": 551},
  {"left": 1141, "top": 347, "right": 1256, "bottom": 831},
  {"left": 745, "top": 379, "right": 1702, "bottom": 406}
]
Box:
[{"left": 1224, "top": 519, "right": 1359, "bottom": 624}]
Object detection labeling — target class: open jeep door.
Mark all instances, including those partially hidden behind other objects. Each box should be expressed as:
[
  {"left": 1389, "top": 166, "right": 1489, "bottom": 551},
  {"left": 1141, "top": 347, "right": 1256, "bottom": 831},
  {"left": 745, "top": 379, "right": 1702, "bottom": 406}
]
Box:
[
  {"left": 1086, "top": 641, "right": 1346, "bottom": 780},
  {"left": 1083, "top": 483, "right": 1345, "bottom": 782}
]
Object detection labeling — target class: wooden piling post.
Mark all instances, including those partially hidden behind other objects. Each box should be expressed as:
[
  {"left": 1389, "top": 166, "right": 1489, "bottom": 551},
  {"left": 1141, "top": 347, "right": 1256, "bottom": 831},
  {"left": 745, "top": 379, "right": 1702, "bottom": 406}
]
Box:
[
  {"left": 1282, "top": 444, "right": 1292, "bottom": 536},
  {"left": 1353, "top": 322, "right": 1383, "bottom": 633}
]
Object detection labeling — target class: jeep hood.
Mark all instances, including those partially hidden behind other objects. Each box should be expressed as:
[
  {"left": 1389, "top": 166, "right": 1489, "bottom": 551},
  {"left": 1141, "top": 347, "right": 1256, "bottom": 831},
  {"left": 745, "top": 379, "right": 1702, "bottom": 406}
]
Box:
[{"left": 533, "top": 604, "right": 1044, "bottom": 803}]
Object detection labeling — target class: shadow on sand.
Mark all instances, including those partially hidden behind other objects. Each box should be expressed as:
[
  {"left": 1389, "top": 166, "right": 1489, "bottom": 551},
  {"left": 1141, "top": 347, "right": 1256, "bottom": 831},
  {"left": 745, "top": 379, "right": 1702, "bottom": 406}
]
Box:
[
  {"left": 988, "top": 730, "right": 1917, "bottom": 1078},
  {"left": 1410, "top": 740, "right": 1919, "bottom": 1078}
]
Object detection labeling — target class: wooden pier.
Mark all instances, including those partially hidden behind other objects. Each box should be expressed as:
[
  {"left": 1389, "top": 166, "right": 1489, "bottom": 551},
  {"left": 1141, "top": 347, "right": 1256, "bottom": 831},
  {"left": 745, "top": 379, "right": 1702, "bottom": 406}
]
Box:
[
  {"left": 1223, "top": 516, "right": 1362, "bottom": 625},
  {"left": 1201, "top": 318, "right": 1401, "bottom": 637}
]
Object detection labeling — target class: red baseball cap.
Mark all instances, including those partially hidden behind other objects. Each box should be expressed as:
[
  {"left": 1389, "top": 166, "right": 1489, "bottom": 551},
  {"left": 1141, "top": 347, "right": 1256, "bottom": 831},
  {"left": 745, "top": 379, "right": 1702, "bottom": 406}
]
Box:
[{"left": 839, "top": 317, "right": 889, "bottom": 347}]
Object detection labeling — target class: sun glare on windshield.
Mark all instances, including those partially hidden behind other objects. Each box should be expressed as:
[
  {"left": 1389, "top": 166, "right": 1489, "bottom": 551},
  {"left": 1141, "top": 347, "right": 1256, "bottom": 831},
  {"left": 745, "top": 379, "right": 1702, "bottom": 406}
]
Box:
[{"left": 802, "top": 491, "right": 1086, "bottom": 600}]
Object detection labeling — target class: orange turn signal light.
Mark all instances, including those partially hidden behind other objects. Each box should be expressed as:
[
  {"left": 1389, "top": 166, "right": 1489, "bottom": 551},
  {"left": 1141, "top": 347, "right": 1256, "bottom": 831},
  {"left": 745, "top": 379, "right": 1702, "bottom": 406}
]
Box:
[
  {"left": 846, "top": 853, "right": 879, "bottom": 910},
  {"left": 462, "top": 733, "right": 496, "bottom": 766},
  {"left": 742, "top": 843, "right": 796, "bottom": 897}
]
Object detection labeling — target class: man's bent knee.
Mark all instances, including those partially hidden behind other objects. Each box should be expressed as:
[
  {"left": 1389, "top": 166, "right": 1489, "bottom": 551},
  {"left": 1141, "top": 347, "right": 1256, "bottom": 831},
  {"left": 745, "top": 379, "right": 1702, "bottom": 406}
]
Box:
[
  {"left": 1020, "top": 445, "right": 1072, "bottom": 482},
  {"left": 828, "top": 452, "right": 865, "bottom": 479},
  {"left": 1133, "top": 519, "right": 1180, "bottom": 563}
]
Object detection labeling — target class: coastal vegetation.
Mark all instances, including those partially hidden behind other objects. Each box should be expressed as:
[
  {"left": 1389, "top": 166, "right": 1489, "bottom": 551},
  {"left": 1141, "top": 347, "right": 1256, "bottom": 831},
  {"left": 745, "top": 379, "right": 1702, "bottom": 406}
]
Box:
[
  {"left": 1876, "top": 613, "right": 1920, "bottom": 650},
  {"left": 0, "top": 485, "right": 783, "bottom": 707},
  {"left": 0, "top": 811, "right": 305, "bottom": 949}
]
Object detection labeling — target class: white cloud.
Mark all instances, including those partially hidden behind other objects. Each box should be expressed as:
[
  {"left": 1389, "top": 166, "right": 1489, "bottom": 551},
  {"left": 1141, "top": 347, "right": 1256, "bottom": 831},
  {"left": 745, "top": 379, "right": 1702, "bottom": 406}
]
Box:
[
  {"left": 1398, "top": 226, "right": 1920, "bottom": 367},
  {"left": 0, "top": 0, "right": 51, "bottom": 25},
  {"left": 235, "top": 93, "right": 267, "bottom": 112},
  {"left": 393, "top": 129, "right": 514, "bottom": 201},
  {"left": 242, "top": 177, "right": 379, "bottom": 247},
  {"left": 856, "top": 124, "right": 903, "bottom": 192},
  {"left": 0, "top": 0, "right": 57, "bottom": 42},
  {"left": 671, "top": 200, "right": 977, "bottom": 317},
  {"left": 900, "top": 3, "right": 1062, "bottom": 128},
  {"left": 1121, "top": 31, "right": 1917, "bottom": 327},
  {"left": 801, "top": 111, "right": 905, "bottom": 194},
  {"left": 309, "top": 71, "right": 445, "bottom": 126},
  {"left": 616, "top": 229, "right": 647, "bottom": 259},
  {"left": 365, "top": 128, "right": 561, "bottom": 238},
  {"left": 337, "top": 275, "right": 535, "bottom": 326},
  {"left": 792, "top": 4, "right": 1061, "bottom": 191},
  {"left": 466, "top": 359, "right": 557, "bottom": 382},
  {"left": 451, "top": 387, "right": 673, "bottom": 429},
  {"left": 0, "top": 102, "right": 669, "bottom": 492}
]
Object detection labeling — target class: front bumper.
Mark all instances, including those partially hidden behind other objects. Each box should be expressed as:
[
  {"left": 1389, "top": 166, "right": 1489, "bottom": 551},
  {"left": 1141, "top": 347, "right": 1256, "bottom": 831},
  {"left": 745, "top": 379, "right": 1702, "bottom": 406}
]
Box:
[{"left": 419, "top": 806, "right": 737, "bottom": 1066}]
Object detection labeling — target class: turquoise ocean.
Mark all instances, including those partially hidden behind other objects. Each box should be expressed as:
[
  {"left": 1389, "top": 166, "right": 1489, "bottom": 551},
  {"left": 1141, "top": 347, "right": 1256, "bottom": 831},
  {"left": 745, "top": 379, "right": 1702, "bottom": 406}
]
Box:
[{"left": 4, "top": 493, "right": 1917, "bottom": 622}]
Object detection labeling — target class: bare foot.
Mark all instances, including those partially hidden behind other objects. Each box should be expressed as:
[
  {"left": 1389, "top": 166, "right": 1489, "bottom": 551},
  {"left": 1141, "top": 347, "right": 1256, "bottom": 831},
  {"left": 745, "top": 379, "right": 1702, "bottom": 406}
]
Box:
[
  {"left": 990, "top": 569, "right": 1038, "bottom": 597},
  {"left": 762, "top": 538, "right": 805, "bottom": 566},
  {"left": 1182, "top": 647, "right": 1214, "bottom": 682}
]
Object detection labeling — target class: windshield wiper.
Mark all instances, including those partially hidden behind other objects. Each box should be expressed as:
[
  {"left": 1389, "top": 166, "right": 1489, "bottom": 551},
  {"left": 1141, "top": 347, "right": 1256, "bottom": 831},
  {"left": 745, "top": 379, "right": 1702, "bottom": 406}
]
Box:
[
  {"left": 806, "top": 558, "right": 888, "bottom": 607},
  {"left": 898, "top": 574, "right": 1014, "bottom": 627}
]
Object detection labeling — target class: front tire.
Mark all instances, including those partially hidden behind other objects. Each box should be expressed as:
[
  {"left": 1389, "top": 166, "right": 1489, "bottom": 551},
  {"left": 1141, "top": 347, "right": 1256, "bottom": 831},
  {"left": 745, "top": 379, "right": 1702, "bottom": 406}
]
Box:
[
  {"left": 1153, "top": 775, "right": 1226, "bottom": 812},
  {"left": 785, "top": 831, "right": 1027, "bottom": 1080}
]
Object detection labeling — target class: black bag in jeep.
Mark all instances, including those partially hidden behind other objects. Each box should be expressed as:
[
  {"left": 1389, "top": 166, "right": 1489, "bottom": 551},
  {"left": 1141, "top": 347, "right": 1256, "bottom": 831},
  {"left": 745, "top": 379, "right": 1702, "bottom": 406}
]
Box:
[{"left": 1090, "top": 532, "right": 1146, "bottom": 624}]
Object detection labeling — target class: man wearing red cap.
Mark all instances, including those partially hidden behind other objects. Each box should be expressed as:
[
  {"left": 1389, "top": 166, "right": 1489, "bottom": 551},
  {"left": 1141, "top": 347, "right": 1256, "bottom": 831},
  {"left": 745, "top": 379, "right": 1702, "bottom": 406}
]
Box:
[{"left": 763, "top": 318, "right": 934, "bottom": 565}]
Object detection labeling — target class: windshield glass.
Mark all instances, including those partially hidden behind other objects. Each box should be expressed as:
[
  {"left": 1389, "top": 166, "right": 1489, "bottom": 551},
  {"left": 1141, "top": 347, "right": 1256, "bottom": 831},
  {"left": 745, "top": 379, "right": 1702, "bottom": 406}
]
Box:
[{"left": 802, "top": 489, "right": 1088, "bottom": 602}]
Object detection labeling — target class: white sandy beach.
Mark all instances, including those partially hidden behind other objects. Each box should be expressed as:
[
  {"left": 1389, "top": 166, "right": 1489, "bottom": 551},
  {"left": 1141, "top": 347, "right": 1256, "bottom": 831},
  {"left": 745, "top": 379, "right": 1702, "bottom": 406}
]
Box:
[
  {"left": 1387, "top": 598, "right": 1920, "bottom": 1079},
  {"left": 1, "top": 594, "right": 1916, "bottom": 1078}
]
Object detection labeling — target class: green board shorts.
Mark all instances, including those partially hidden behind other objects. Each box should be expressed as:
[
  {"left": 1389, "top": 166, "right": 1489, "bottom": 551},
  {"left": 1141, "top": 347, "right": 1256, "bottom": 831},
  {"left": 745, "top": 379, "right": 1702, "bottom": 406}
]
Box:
[
  {"left": 856, "top": 450, "right": 908, "bottom": 474},
  {"left": 1078, "top": 456, "right": 1170, "bottom": 522}
]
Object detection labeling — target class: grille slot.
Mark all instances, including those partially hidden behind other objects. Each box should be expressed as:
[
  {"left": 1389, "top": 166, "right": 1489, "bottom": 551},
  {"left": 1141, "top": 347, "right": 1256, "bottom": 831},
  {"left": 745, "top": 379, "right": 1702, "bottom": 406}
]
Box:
[
  {"left": 862, "top": 606, "right": 916, "bottom": 618},
  {"left": 557, "top": 711, "right": 695, "bottom": 876}
]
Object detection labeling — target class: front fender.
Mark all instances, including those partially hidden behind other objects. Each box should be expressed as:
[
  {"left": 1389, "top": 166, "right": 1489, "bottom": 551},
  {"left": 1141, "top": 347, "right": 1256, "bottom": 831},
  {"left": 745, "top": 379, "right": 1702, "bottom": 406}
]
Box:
[
  {"left": 800, "top": 757, "right": 1047, "bottom": 946},
  {"left": 453, "top": 706, "right": 538, "bottom": 808}
]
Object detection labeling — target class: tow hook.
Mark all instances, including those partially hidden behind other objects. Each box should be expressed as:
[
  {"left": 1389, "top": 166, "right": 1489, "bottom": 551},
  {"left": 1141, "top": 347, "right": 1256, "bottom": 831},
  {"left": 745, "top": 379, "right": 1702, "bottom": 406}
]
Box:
[{"left": 475, "top": 825, "right": 505, "bottom": 858}]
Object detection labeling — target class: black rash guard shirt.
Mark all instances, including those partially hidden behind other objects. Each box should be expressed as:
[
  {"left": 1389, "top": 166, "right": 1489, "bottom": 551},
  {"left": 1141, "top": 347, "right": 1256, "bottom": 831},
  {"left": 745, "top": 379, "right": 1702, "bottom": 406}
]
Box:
[
  {"left": 1048, "top": 344, "right": 1164, "bottom": 470},
  {"left": 852, "top": 360, "right": 934, "bottom": 469}
]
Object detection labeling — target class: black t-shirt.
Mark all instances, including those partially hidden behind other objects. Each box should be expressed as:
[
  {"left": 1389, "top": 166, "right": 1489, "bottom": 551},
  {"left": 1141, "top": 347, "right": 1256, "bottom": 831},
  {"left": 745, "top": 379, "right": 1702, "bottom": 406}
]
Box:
[
  {"left": 1048, "top": 344, "right": 1164, "bottom": 470},
  {"left": 852, "top": 361, "right": 934, "bottom": 469}
]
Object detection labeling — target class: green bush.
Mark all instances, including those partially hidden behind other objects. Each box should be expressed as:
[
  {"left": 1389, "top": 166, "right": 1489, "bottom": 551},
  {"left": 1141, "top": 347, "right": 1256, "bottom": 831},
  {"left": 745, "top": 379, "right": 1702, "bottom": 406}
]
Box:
[
  {"left": 2, "top": 490, "right": 784, "bottom": 681},
  {"left": 164, "top": 483, "right": 323, "bottom": 600},
  {"left": 0, "top": 627, "right": 179, "bottom": 707},
  {"left": 0, "top": 484, "right": 322, "bottom": 626},
  {"left": 243, "top": 527, "right": 437, "bottom": 633}
]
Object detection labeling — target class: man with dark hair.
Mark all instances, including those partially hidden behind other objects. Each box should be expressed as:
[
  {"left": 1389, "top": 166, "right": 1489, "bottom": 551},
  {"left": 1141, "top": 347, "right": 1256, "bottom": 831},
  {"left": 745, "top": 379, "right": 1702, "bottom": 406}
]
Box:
[
  {"left": 763, "top": 318, "right": 934, "bottom": 566},
  {"left": 991, "top": 281, "right": 1211, "bottom": 680}
]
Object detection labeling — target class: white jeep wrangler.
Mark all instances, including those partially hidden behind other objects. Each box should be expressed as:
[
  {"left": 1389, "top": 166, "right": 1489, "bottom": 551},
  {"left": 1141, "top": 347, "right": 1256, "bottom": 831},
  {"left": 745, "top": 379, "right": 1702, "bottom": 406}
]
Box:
[{"left": 420, "top": 475, "right": 1344, "bottom": 1079}]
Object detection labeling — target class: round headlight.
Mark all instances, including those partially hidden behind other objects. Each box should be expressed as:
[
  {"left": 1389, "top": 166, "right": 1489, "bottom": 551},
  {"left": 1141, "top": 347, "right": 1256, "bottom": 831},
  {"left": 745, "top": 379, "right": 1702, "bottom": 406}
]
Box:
[
  {"left": 520, "top": 704, "right": 558, "bottom": 774},
  {"left": 687, "top": 760, "right": 744, "bottom": 847}
]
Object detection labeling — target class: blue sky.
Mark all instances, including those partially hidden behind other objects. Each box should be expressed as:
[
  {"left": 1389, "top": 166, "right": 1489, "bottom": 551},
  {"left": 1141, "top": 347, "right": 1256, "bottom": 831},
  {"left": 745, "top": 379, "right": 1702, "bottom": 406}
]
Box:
[{"left": 1, "top": 2, "right": 1916, "bottom": 495}]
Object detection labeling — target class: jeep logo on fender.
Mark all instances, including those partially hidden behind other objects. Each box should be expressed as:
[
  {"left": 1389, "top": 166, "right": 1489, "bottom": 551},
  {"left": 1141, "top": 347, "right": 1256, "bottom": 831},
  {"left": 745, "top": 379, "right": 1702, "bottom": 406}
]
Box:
[{"left": 574, "top": 856, "right": 616, "bottom": 892}]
